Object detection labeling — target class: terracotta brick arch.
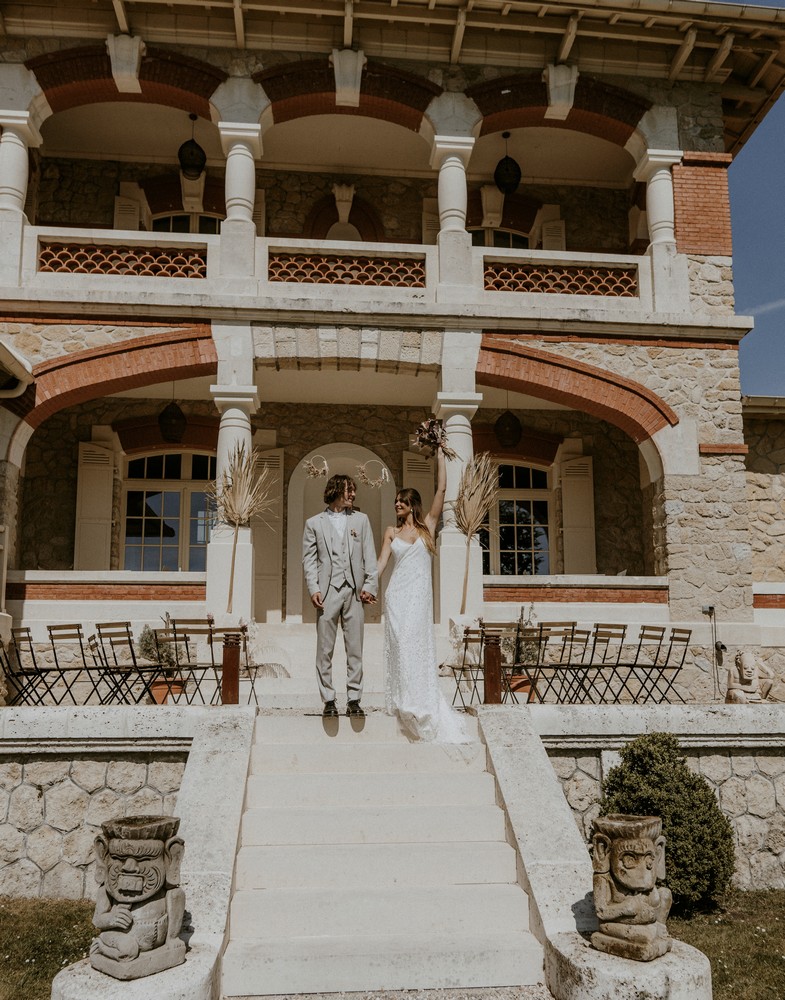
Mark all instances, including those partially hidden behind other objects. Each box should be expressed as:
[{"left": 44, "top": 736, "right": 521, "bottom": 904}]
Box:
[
  {"left": 26, "top": 46, "right": 227, "bottom": 119},
  {"left": 253, "top": 59, "right": 441, "bottom": 132},
  {"left": 478, "top": 335, "right": 677, "bottom": 444},
  {"left": 467, "top": 73, "right": 651, "bottom": 148},
  {"left": 17, "top": 326, "right": 216, "bottom": 431}
]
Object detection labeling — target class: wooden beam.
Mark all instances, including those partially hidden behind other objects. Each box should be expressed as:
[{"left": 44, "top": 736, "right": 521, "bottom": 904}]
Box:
[
  {"left": 233, "top": 0, "right": 246, "bottom": 47},
  {"left": 112, "top": 0, "right": 130, "bottom": 34},
  {"left": 705, "top": 32, "right": 733, "bottom": 82},
  {"left": 748, "top": 50, "right": 777, "bottom": 90},
  {"left": 668, "top": 27, "right": 697, "bottom": 81},
  {"left": 344, "top": 0, "right": 354, "bottom": 47},
  {"left": 450, "top": 6, "right": 467, "bottom": 63},
  {"left": 557, "top": 12, "right": 579, "bottom": 62}
]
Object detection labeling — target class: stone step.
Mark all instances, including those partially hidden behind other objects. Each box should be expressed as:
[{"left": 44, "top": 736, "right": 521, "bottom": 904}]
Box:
[
  {"left": 250, "top": 739, "right": 487, "bottom": 773},
  {"left": 244, "top": 770, "right": 495, "bottom": 808},
  {"left": 235, "top": 840, "right": 518, "bottom": 889},
  {"left": 221, "top": 930, "right": 544, "bottom": 996},
  {"left": 241, "top": 802, "right": 508, "bottom": 845},
  {"left": 230, "top": 884, "right": 530, "bottom": 938},
  {"left": 253, "top": 711, "right": 478, "bottom": 743}
]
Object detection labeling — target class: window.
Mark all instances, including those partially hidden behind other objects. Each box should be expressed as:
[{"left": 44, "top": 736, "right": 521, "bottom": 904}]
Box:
[
  {"left": 470, "top": 228, "right": 529, "bottom": 249},
  {"left": 152, "top": 214, "right": 220, "bottom": 234},
  {"left": 122, "top": 452, "right": 217, "bottom": 572},
  {"left": 479, "top": 463, "right": 551, "bottom": 575}
]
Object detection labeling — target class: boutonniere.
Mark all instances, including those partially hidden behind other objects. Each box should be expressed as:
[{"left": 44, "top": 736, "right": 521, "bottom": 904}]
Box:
[{"left": 350, "top": 529, "right": 358, "bottom": 539}]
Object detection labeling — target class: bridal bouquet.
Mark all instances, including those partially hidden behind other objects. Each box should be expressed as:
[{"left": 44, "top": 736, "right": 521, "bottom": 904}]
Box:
[{"left": 411, "top": 416, "right": 457, "bottom": 460}]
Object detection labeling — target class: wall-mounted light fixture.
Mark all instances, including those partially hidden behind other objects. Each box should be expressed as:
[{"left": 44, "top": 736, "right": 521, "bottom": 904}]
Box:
[{"left": 178, "top": 113, "right": 206, "bottom": 180}]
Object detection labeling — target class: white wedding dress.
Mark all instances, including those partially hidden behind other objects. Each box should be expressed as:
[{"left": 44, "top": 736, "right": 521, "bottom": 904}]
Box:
[{"left": 384, "top": 536, "right": 468, "bottom": 743}]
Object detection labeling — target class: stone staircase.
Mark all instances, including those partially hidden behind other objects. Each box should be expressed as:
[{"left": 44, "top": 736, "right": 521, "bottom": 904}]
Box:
[{"left": 221, "top": 711, "right": 544, "bottom": 997}]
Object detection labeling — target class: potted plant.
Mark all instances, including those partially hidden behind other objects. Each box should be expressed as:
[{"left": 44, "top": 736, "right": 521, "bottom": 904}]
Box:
[{"left": 136, "top": 625, "right": 185, "bottom": 704}]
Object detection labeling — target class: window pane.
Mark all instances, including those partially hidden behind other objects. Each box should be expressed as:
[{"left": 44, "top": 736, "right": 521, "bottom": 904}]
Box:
[
  {"left": 125, "top": 518, "right": 143, "bottom": 540},
  {"left": 152, "top": 217, "right": 170, "bottom": 232},
  {"left": 170, "top": 214, "right": 190, "bottom": 233},
  {"left": 517, "top": 526, "right": 532, "bottom": 549},
  {"left": 535, "top": 551, "right": 550, "bottom": 574},
  {"left": 534, "top": 526, "right": 549, "bottom": 551},
  {"left": 124, "top": 547, "right": 142, "bottom": 570},
  {"left": 163, "top": 454, "right": 182, "bottom": 480},
  {"left": 509, "top": 232, "right": 528, "bottom": 249},
  {"left": 515, "top": 500, "right": 531, "bottom": 523},
  {"left": 499, "top": 526, "right": 515, "bottom": 550},
  {"left": 492, "top": 230, "right": 510, "bottom": 248},
  {"left": 161, "top": 546, "right": 179, "bottom": 571},
  {"left": 533, "top": 500, "right": 549, "bottom": 525},
  {"left": 198, "top": 216, "right": 220, "bottom": 234},
  {"left": 209, "top": 456, "right": 217, "bottom": 479},
  {"left": 498, "top": 465, "right": 514, "bottom": 489},
  {"left": 142, "top": 548, "right": 161, "bottom": 571},
  {"left": 532, "top": 468, "right": 548, "bottom": 489},
  {"left": 147, "top": 455, "right": 163, "bottom": 479},
  {"left": 514, "top": 466, "right": 530, "bottom": 488},
  {"left": 162, "top": 492, "right": 180, "bottom": 517},
  {"left": 470, "top": 229, "right": 485, "bottom": 246},
  {"left": 499, "top": 500, "right": 515, "bottom": 524},
  {"left": 145, "top": 491, "right": 163, "bottom": 516},
  {"left": 482, "top": 549, "right": 490, "bottom": 574},
  {"left": 189, "top": 547, "right": 206, "bottom": 572},
  {"left": 500, "top": 551, "right": 516, "bottom": 575},
  {"left": 127, "top": 458, "right": 145, "bottom": 479},
  {"left": 517, "top": 552, "right": 533, "bottom": 575},
  {"left": 192, "top": 454, "right": 209, "bottom": 480},
  {"left": 126, "top": 491, "right": 144, "bottom": 517}
]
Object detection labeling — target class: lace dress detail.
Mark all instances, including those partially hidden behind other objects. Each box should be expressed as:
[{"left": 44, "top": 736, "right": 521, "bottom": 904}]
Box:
[{"left": 384, "top": 536, "right": 468, "bottom": 743}]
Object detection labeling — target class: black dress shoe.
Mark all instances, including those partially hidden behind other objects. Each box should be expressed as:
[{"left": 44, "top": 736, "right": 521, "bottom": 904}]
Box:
[
  {"left": 346, "top": 700, "right": 365, "bottom": 717},
  {"left": 323, "top": 700, "right": 338, "bottom": 717}
]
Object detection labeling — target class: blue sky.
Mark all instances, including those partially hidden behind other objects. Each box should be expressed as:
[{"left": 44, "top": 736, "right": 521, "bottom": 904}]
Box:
[{"left": 729, "top": 0, "right": 785, "bottom": 395}]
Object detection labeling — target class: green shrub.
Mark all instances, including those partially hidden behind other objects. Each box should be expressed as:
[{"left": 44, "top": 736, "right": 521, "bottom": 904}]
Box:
[{"left": 599, "top": 731, "right": 735, "bottom": 914}]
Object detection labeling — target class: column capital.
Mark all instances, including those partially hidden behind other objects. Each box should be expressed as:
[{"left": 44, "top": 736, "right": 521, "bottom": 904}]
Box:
[
  {"left": 218, "top": 122, "right": 263, "bottom": 158},
  {"left": 429, "top": 135, "right": 475, "bottom": 170},
  {"left": 0, "top": 110, "right": 42, "bottom": 148},
  {"left": 433, "top": 391, "right": 483, "bottom": 421},
  {"left": 210, "top": 384, "right": 259, "bottom": 413},
  {"left": 633, "top": 148, "right": 683, "bottom": 182}
]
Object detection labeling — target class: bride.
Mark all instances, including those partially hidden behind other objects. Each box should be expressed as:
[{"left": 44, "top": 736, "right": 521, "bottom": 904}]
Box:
[{"left": 377, "top": 446, "right": 468, "bottom": 743}]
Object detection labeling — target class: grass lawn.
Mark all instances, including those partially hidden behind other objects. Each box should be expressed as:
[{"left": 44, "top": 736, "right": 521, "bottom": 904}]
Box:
[
  {"left": 1, "top": 890, "right": 785, "bottom": 999},
  {"left": 0, "top": 896, "right": 94, "bottom": 1000},
  {"left": 670, "top": 889, "right": 785, "bottom": 1000}
]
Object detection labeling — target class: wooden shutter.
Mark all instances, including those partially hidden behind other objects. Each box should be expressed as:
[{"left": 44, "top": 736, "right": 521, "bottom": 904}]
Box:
[
  {"left": 541, "top": 219, "right": 566, "bottom": 251},
  {"left": 402, "top": 451, "right": 435, "bottom": 511},
  {"left": 253, "top": 447, "right": 283, "bottom": 622},
  {"left": 561, "top": 456, "right": 596, "bottom": 574},
  {"left": 113, "top": 196, "right": 140, "bottom": 231},
  {"left": 74, "top": 443, "right": 114, "bottom": 570},
  {"left": 421, "top": 197, "right": 440, "bottom": 245},
  {"left": 253, "top": 189, "right": 266, "bottom": 237}
]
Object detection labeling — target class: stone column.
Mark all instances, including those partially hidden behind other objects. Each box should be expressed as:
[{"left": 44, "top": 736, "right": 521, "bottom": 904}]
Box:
[
  {"left": 429, "top": 135, "right": 475, "bottom": 298},
  {"left": 206, "top": 384, "right": 259, "bottom": 624},
  {"left": 0, "top": 111, "right": 41, "bottom": 285},
  {"left": 218, "top": 123, "right": 263, "bottom": 278},
  {"left": 633, "top": 149, "right": 688, "bottom": 313},
  {"left": 434, "top": 390, "right": 484, "bottom": 624}
]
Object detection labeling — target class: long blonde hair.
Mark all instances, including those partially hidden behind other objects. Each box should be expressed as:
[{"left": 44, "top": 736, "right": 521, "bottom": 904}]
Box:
[{"left": 396, "top": 487, "right": 436, "bottom": 554}]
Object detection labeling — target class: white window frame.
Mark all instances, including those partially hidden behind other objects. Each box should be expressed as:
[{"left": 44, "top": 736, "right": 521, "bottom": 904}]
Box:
[
  {"left": 121, "top": 452, "right": 216, "bottom": 573},
  {"left": 481, "top": 461, "right": 552, "bottom": 577}
]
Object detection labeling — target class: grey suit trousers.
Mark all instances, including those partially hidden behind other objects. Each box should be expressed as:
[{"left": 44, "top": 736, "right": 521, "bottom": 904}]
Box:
[{"left": 315, "top": 581, "right": 364, "bottom": 703}]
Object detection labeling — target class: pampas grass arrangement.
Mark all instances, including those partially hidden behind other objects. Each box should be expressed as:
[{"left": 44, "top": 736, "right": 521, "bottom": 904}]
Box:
[
  {"left": 453, "top": 452, "right": 498, "bottom": 615},
  {"left": 208, "top": 443, "right": 276, "bottom": 614}
]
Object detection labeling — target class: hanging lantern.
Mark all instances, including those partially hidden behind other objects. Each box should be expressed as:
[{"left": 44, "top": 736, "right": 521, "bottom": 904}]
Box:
[
  {"left": 158, "top": 401, "right": 187, "bottom": 444},
  {"left": 178, "top": 113, "right": 206, "bottom": 180},
  {"left": 494, "top": 131, "right": 521, "bottom": 195},
  {"left": 494, "top": 410, "right": 522, "bottom": 449}
]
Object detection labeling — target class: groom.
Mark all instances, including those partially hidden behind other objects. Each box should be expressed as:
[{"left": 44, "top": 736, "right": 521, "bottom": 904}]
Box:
[{"left": 302, "top": 474, "right": 378, "bottom": 718}]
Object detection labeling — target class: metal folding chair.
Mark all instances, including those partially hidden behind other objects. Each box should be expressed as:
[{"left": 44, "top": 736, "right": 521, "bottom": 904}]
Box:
[
  {"left": 450, "top": 626, "right": 484, "bottom": 708},
  {"left": 1, "top": 628, "right": 56, "bottom": 705},
  {"left": 530, "top": 622, "right": 578, "bottom": 703},
  {"left": 651, "top": 627, "right": 691, "bottom": 703},
  {"left": 47, "top": 623, "right": 105, "bottom": 705},
  {"left": 586, "top": 623, "right": 628, "bottom": 703},
  {"left": 94, "top": 621, "right": 153, "bottom": 704},
  {"left": 626, "top": 625, "right": 667, "bottom": 702}
]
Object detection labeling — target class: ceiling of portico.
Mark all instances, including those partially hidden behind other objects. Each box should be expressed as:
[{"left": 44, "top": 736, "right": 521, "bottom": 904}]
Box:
[
  {"left": 40, "top": 104, "right": 632, "bottom": 187},
  {"left": 112, "top": 374, "right": 568, "bottom": 410}
]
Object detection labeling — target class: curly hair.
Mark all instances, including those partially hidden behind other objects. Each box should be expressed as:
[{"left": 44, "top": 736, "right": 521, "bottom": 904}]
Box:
[{"left": 324, "top": 474, "right": 356, "bottom": 505}]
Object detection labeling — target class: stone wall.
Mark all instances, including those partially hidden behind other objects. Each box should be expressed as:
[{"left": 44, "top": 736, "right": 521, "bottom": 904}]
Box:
[
  {"left": 687, "top": 255, "right": 735, "bottom": 314},
  {"left": 550, "top": 745, "right": 785, "bottom": 891},
  {"left": 0, "top": 752, "right": 186, "bottom": 899},
  {"left": 744, "top": 415, "right": 785, "bottom": 583}
]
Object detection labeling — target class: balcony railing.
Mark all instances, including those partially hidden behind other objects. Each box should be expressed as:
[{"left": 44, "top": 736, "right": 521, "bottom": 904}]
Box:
[{"left": 12, "top": 225, "right": 696, "bottom": 320}]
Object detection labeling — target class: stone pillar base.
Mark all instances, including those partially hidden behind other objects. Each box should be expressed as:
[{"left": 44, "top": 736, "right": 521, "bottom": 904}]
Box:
[
  {"left": 0, "top": 211, "right": 24, "bottom": 286},
  {"left": 219, "top": 218, "right": 258, "bottom": 278},
  {"left": 437, "top": 528, "right": 483, "bottom": 624},
  {"left": 206, "top": 524, "right": 255, "bottom": 623},
  {"left": 436, "top": 229, "right": 475, "bottom": 301}
]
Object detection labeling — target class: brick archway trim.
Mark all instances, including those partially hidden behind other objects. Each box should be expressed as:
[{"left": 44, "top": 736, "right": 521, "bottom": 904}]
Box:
[
  {"left": 20, "top": 326, "right": 216, "bottom": 430},
  {"left": 478, "top": 336, "right": 678, "bottom": 444}
]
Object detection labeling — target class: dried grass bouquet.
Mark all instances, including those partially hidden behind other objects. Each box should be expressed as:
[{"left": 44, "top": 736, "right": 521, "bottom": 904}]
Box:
[{"left": 411, "top": 416, "right": 457, "bottom": 460}]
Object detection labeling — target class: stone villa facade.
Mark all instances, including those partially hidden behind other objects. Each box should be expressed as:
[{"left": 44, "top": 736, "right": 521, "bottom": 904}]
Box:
[{"left": 0, "top": 0, "right": 782, "bottom": 698}]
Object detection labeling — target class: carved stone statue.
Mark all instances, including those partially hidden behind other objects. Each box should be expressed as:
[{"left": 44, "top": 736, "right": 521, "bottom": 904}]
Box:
[
  {"left": 590, "top": 814, "right": 672, "bottom": 962},
  {"left": 725, "top": 650, "right": 773, "bottom": 704},
  {"left": 90, "top": 815, "right": 186, "bottom": 980}
]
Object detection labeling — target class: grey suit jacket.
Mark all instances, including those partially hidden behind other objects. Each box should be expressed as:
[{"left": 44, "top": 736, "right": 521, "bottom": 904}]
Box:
[{"left": 302, "top": 509, "right": 378, "bottom": 599}]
